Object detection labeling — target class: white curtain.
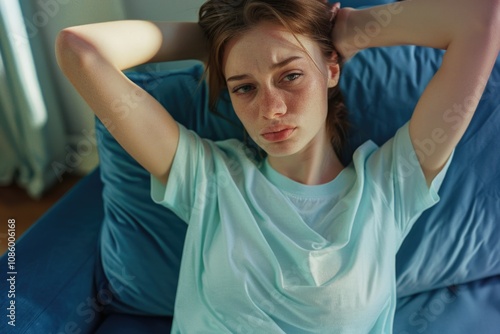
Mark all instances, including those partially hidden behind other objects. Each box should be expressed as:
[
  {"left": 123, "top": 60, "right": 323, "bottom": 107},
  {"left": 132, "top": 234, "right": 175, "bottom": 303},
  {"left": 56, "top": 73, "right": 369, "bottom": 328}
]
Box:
[
  {"left": 0, "top": 0, "right": 126, "bottom": 198},
  {"left": 0, "top": 0, "right": 66, "bottom": 198},
  {"left": 0, "top": 0, "right": 204, "bottom": 198}
]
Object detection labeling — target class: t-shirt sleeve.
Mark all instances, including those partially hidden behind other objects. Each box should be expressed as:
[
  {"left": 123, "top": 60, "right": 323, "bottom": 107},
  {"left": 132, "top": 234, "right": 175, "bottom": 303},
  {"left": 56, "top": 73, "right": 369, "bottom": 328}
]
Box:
[
  {"left": 366, "top": 121, "right": 453, "bottom": 238},
  {"left": 150, "top": 123, "right": 215, "bottom": 223}
]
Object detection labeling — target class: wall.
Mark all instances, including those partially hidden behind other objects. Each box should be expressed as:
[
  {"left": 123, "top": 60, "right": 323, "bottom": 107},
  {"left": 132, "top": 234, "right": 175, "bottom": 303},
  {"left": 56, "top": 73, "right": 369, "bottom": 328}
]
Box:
[
  {"left": 121, "top": 0, "right": 204, "bottom": 22},
  {"left": 121, "top": 0, "right": 206, "bottom": 71}
]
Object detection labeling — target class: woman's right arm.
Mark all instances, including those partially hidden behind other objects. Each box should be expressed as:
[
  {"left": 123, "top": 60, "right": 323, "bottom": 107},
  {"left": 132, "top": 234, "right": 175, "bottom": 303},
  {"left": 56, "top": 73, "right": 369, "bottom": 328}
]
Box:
[{"left": 55, "top": 21, "right": 207, "bottom": 185}]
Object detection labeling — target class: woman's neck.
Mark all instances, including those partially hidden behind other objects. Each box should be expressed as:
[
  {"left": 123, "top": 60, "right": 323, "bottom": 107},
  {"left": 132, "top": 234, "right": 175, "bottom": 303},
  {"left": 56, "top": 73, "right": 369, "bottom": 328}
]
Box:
[{"left": 267, "top": 137, "right": 344, "bottom": 186}]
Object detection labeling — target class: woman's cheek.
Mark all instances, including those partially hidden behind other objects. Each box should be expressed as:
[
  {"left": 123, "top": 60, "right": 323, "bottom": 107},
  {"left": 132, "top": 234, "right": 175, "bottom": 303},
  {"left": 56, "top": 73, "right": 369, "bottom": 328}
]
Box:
[{"left": 232, "top": 103, "right": 258, "bottom": 136}]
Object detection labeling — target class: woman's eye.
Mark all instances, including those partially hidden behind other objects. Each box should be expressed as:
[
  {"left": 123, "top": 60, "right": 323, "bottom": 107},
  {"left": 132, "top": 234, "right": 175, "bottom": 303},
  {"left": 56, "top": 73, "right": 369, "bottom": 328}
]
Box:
[
  {"left": 283, "top": 73, "right": 302, "bottom": 82},
  {"left": 233, "top": 85, "right": 254, "bottom": 94}
]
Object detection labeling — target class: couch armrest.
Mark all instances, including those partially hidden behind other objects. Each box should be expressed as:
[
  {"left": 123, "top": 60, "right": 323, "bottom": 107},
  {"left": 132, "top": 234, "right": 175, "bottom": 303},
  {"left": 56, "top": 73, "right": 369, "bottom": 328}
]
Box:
[{"left": 0, "top": 169, "right": 104, "bottom": 334}]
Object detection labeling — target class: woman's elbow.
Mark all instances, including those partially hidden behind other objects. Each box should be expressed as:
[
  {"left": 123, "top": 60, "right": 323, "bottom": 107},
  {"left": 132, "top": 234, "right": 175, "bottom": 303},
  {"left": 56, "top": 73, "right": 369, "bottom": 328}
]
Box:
[{"left": 55, "top": 28, "right": 100, "bottom": 73}]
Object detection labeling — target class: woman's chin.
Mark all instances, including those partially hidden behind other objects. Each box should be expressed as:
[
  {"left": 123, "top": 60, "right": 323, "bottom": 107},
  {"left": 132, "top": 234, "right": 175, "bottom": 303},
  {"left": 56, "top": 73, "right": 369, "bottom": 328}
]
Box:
[{"left": 259, "top": 140, "right": 302, "bottom": 159}]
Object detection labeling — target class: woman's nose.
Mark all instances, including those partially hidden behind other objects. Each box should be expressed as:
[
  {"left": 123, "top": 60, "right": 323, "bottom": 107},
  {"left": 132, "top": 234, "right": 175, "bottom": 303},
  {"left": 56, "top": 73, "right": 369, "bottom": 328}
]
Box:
[{"left": 259, "top": 87, "right": 287, "bottom": 119}]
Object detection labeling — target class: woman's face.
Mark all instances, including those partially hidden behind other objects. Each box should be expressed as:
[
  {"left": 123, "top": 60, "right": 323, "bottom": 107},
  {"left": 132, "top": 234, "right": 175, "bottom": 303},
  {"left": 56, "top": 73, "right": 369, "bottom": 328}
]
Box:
[{"left": 223, "top": 21, "right": 339, "bottom": 158}]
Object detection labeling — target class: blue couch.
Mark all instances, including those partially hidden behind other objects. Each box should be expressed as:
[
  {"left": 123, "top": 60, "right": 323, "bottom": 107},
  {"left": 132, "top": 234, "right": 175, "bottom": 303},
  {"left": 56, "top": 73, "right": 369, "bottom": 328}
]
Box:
[{"left": 2, "top": 1, "right": 500, "bottom": 333}]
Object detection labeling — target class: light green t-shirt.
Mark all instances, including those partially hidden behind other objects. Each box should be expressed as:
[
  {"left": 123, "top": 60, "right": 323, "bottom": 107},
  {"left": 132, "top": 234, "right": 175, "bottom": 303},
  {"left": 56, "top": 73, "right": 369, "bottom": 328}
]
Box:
[{"left": 151, "top": 122, "right": 452, "bottom": 333}]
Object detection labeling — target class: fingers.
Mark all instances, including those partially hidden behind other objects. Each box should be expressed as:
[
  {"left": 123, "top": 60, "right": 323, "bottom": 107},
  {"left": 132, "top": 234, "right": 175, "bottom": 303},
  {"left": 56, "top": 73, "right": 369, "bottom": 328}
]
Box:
[{"left": 330, "top": 2, "right": 341, "bottom": 22}]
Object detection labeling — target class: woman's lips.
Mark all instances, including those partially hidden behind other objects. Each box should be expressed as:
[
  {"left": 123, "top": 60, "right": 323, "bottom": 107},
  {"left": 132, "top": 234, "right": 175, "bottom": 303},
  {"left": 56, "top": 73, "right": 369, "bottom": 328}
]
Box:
[{"left": 261, "top": 127, "right": 296, "bottom": 142}]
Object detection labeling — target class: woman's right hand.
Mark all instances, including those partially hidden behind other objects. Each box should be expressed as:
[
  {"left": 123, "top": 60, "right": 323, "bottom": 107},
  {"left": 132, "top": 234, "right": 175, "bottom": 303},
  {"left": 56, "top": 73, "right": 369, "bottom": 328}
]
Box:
[{"left": 331, "top": 6, "right": 360, "bottom": 62}]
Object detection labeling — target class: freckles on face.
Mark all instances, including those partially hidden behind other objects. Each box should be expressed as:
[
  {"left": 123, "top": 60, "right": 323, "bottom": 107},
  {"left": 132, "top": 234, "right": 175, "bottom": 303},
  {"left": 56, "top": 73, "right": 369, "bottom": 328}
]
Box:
[{"left": 222, "top": 22, "right": 333, "bottom": 156}]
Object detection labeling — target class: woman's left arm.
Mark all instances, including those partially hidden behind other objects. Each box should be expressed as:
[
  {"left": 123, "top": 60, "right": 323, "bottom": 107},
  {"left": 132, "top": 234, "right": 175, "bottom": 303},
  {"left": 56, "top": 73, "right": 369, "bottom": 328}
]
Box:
[{"left": 334, "top": 0, "right": 500, "bottom": 185}]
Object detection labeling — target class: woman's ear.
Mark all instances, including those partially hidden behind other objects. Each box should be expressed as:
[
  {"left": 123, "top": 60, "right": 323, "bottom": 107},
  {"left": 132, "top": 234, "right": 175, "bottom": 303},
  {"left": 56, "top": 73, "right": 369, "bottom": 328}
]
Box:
[{"left": 327, "top": 58, "right": 340, "bottom": 88}]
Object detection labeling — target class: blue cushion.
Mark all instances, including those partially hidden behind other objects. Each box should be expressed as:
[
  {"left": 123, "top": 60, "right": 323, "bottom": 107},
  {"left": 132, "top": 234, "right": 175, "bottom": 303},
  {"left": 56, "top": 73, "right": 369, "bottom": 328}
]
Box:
[
  {"left": 394, "top": 275, "right": 500, "bottom": 333},
  {"left": 95, "top": 314, "right": 172, "bottom": 333},
  {"left": 341, "top": 46, "right": 500, "bottom": 296},
  {"left": 96, "top": 46, "right": 500, "bottom": 314},
  {"left": 0, "top": 169, "right": 104, "bottom": 333}
]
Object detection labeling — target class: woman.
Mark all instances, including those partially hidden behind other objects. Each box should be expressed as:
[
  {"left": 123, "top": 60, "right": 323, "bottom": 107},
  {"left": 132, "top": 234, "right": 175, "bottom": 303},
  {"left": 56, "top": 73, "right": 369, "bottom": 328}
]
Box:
[{"left": 56, "top": 0, "right": 499, "bottom": 332}]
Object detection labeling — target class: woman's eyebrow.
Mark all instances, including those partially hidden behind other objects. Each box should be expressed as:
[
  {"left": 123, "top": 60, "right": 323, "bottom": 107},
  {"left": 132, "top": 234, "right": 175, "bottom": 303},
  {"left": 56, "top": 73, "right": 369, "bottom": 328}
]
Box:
[
  {"left": 270, "top": 55, "right": 303, "bottom": 70},
  {"left": 226, "top": 56, "right": 303, "bottom": 83}
]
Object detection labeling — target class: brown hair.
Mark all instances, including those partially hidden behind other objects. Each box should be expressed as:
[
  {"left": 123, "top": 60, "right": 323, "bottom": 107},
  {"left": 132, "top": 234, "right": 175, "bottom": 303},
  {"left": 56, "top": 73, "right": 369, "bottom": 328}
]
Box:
[{"left": 198, "top": 0, "right": 349, "bottom": 156}]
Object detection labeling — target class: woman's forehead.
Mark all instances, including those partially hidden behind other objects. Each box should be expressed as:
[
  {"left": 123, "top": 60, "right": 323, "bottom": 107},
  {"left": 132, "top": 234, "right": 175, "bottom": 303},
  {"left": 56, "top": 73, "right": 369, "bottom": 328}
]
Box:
[{"left": 223, "top": 22, "right": 322, "bottom": 78}]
